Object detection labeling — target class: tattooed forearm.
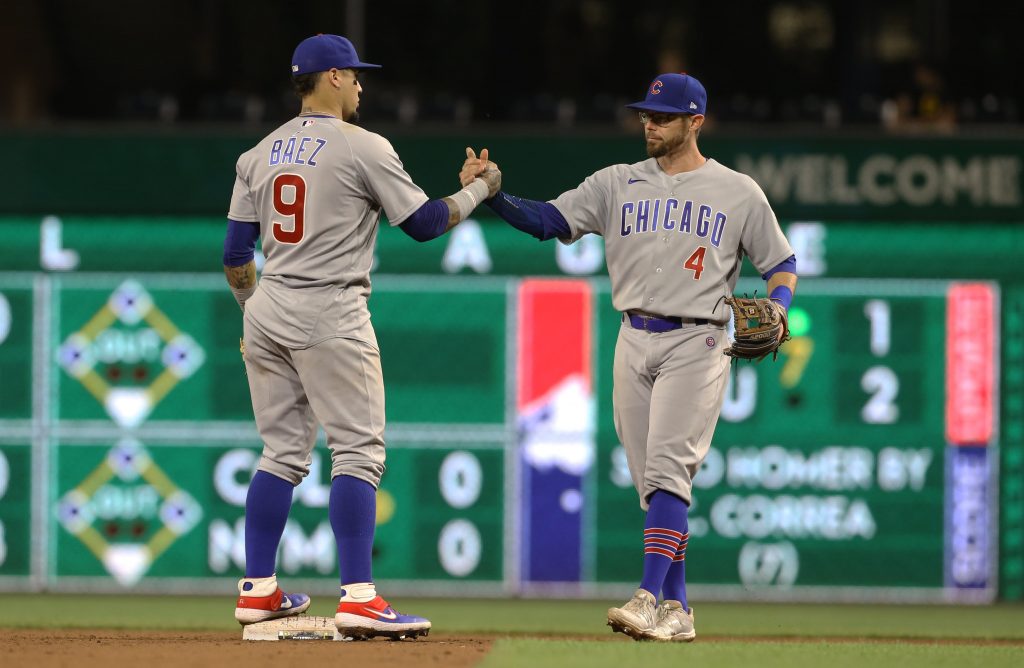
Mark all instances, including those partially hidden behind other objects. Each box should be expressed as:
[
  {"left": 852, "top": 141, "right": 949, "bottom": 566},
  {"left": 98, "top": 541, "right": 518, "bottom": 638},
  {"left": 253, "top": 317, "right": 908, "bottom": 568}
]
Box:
[
  {"left": 224, "top": 260, "right": 257, "bottom": 311},
  {"left": 224, "top": 261, "right": 256, "bottom": 289}
]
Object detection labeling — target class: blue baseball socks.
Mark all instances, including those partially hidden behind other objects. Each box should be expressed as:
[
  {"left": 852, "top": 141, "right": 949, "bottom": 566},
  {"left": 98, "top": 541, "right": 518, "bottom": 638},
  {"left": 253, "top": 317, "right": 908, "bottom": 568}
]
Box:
[
  {"left": 330, "top": 474, "right": 377, "bottom": 599},
  {"left": 661, "top": 516, "right": 689, "bottom": 609},
  {"left": 639, "top": 490, "right": 689, "bottom": 609},
  {"left": 243, "top": 470, "right": 294, "bottom": 577}
]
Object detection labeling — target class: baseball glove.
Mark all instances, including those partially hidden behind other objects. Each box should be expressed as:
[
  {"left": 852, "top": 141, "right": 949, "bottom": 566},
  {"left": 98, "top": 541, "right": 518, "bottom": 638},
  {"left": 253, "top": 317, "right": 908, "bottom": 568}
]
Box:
[{"left": 723, "top": 296, "right": 790, "bottom": 361}]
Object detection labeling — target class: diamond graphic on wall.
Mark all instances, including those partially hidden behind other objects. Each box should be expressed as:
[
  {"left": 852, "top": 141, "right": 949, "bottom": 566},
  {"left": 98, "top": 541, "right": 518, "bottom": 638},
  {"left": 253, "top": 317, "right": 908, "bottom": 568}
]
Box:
[
  {"left": 56, "top": 280, "right": 206, "bottom": 427},
  {"left": 56, "top": 439, "right": 202, "bottom": 586}
]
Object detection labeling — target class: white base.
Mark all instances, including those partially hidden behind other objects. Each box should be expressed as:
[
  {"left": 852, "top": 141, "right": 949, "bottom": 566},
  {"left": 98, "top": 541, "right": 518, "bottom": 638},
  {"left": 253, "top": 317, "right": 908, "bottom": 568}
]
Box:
[{"left": 242, "top": 616, "right": 343, "bottom": 641}]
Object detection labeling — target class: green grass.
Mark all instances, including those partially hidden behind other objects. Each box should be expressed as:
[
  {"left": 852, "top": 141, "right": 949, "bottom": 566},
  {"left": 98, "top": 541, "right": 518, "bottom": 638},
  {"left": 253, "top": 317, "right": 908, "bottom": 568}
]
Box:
[
  {"left": 2, "top": 595, "right": 1022, "bottom": 668},
  {"left": 479, "top": 639, "right": 1024, "bottom": 668},
  {"left": 1, "top": 595, "right": 1022, "bottom": 640}
]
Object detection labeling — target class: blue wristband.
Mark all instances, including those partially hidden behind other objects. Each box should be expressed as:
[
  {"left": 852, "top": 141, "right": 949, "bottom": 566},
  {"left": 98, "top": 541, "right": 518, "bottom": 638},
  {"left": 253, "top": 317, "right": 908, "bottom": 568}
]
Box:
[{"left": 770, "top": 285, "right": 793, "bottom": 311}]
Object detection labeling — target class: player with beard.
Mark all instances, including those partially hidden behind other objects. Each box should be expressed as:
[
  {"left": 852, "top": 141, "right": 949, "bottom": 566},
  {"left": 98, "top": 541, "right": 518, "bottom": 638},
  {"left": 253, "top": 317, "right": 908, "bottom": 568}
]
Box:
[{"left": 460, "top": 72, "right": 797, "bottom": 642}]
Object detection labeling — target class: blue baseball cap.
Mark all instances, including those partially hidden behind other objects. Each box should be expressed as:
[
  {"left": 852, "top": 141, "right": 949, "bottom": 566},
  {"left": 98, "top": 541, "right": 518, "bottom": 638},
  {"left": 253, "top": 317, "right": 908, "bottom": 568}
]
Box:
[
  {"left": 291, "top": 34, "right": 381, "bottom": 75},
  {"left": 626, "top": 73, "right": 707, "bottom": 115}
]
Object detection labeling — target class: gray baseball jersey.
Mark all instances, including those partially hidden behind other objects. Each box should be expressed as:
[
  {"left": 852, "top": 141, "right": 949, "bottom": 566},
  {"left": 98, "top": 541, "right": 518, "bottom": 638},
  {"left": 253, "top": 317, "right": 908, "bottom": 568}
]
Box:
[
  {"left": 228, "top": 115, "right": 428, "bottom": 348},
  {"left": 551, "top": 158, "right": 793, "bottom": 321},
  {"left": 549, "top": 157, "right": 793, "bottom": 509}
]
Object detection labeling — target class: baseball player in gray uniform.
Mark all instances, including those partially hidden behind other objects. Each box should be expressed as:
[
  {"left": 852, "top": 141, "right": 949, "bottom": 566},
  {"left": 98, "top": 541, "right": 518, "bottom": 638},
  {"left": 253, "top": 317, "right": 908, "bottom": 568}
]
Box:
[
  {"left": 223, "top": 34, "right": 496, "bottom": 639},
  {"left": 461, "top": 73, "right": 797, "bottom": 642}
]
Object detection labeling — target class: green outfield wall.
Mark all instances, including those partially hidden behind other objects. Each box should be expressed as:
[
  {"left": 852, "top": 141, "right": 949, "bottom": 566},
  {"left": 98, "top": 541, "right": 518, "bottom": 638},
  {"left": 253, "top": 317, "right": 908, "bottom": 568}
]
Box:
[{"left": 2, "top": 130, "right": 1022, "bottom": 221}]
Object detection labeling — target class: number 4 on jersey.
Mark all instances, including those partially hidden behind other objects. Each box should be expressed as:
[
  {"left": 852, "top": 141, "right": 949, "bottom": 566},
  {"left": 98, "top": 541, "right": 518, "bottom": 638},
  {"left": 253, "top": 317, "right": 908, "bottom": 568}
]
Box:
[
  {"left": 272, "top": 173, "right": 306, "bottom": 244},
  {"left": 684, "top": 246, "right": 706, "bottom": 280}
]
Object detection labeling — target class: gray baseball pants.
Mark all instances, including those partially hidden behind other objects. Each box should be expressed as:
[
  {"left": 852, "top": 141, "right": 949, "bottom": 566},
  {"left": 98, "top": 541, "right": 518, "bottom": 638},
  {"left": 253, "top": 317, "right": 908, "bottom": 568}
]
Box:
[
  {"left": 613, "top": 320, "right": 731, "bottom": 510},
  {"left": 242, "top": 317, "right": 386, "bottom": 488}
]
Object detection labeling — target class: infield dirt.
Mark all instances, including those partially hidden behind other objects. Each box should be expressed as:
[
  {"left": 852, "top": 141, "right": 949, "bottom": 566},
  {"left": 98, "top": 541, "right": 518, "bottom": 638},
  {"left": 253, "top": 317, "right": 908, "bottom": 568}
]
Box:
[
  {"left": 1, "top": 629, "right": 494, "bottom": 668},
  {"left": 5, "top": 627, "right": 1024, "bottom": 668}
]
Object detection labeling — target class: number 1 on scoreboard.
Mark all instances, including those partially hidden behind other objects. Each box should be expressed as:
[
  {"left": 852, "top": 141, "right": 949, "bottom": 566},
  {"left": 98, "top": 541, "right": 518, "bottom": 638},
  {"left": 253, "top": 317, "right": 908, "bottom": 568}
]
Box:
[{"left": 863, "top": 300, "right": 891, "bottom": 357}]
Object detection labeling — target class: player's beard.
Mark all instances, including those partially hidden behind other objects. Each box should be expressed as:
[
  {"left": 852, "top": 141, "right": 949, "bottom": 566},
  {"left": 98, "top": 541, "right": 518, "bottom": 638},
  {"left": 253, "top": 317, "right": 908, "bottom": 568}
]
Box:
[
  {"left": 646, "top": 127, "right": 688, "bottom": 158},
  {"left": 344, "top": 110, "right": 360, "bottom": 123}
]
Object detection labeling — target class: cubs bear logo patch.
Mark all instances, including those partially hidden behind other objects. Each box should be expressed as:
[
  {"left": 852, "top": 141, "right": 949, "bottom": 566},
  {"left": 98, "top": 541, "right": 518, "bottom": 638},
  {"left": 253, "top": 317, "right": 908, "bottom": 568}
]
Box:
[{"left": 706, "top": 336, "right": 716, "bottom": 348}]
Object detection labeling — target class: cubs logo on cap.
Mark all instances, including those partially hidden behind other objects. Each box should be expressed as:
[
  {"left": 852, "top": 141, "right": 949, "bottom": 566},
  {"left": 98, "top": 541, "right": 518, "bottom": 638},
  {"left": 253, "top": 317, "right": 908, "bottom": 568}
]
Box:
[
  {"left": 627, "top": 72, "right": 707, "bottom": 116},
  {"left": 291, "top": 34, "right": 382, "bottom": 75}
]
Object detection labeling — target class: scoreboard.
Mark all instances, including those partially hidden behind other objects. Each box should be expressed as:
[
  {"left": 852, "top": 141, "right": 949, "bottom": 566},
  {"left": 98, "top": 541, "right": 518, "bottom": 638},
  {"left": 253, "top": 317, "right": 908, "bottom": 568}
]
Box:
[
  {"left": 0, "top": 271, "right": 999, "bottom": 602},
  {"left": 594, "top": 281, "right": 997, "bottom": 599}
]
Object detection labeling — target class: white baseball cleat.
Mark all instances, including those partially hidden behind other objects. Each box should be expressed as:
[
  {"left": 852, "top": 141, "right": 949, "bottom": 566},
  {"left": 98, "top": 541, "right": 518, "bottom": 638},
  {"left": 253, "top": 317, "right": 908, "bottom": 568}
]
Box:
[
  {"left": 606, "top": 588, "right": 659, "bottom": 640},
  {"left": 651, "top": 600, "right": 696, "bottom": 642}
]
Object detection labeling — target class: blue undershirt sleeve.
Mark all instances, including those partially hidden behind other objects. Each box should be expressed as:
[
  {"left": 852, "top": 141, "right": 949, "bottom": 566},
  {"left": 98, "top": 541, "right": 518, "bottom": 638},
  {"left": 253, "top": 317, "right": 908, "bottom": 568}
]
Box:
[
  {"left": 762, "top": 255, "right": 797, "bottom": 310},
  {"left": 485, "top": 192, "right": 571, "bottom": 241},
  {"left": 399, "top": 199, "right": 449, "bottom": 242},
  {"left": 761, "top": 254, "right": 796, "bottom": 281},
  {"left": 223, "top": 219, "right": 260, "bottom": 266}
]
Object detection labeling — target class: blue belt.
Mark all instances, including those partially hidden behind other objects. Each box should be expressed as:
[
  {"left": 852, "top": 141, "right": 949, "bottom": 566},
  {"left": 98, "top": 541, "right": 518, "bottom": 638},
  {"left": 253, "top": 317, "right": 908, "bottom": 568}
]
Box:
[{"left": 624, "top": 311, "right": 708, "bottom": 332}]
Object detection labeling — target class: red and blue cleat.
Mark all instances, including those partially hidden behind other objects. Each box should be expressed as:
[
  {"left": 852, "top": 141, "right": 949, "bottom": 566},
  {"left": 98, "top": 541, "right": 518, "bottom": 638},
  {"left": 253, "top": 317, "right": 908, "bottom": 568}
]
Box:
[
  {"left": 335, "top": 595, "right": 431, "bottom": 640},
  {"left": 234, "top": 575, "right": 311, "bottom": 625}
]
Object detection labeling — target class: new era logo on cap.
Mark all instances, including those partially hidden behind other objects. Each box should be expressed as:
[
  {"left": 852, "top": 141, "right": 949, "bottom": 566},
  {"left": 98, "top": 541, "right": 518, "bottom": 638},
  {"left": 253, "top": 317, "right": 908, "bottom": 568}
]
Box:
[{"left": 626, "top": 72, "right": 707, "bottom": 116}]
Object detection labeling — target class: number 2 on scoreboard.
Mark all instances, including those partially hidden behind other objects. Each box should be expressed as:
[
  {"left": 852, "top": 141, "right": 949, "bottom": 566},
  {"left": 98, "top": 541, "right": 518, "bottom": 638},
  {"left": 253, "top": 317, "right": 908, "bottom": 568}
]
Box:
[
  {"left": 272, "top": 173, "right": 306, "bottom": 244},
  {"left": 861, "top": 366, "right": 899, "bottom": 424}
]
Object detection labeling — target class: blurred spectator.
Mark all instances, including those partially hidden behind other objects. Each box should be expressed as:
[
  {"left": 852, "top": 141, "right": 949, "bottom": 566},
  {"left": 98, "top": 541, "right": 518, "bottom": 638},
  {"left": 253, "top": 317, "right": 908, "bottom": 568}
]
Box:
[
  {"left": 0, "top": 3, "right": 55, "bottom": 123},
  {"left": 0, "top": 1, "right": 1019, "bottom": 129},
  {"left": 882, "top": 62, "right": 957, "bottom": 133}
]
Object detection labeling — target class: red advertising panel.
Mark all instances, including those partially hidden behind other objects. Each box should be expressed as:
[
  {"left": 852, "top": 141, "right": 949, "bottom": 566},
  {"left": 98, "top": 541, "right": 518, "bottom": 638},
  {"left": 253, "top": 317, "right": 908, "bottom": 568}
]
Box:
[
  {"left": 517, "top": 279, "right": 593, "bottom": 582},
  {"left": 945, "top": 283, "right": 996, "bottom": 445}
]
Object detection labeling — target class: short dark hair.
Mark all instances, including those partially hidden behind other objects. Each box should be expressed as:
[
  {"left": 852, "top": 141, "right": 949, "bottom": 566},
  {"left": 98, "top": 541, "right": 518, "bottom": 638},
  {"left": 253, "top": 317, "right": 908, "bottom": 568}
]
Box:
[{"left": 291, "top": 72, "right": 322, "bottom": 98}]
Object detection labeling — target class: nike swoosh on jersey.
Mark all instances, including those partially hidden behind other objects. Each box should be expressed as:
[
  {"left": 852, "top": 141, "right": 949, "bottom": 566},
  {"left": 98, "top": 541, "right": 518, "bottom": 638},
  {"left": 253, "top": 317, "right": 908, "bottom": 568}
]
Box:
[
  {"left": 364, "top": 607, "right": 398, "bottom": 620},
  {"left": 627, "top": 178, "right": 646, "bottom": 184}
]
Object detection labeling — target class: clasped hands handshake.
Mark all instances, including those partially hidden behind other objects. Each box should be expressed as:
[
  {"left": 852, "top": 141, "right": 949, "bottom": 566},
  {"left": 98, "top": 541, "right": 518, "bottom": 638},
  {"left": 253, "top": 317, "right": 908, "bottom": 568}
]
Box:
[{"left": 460, "top": 147, "right": 502, "bottom": 199}]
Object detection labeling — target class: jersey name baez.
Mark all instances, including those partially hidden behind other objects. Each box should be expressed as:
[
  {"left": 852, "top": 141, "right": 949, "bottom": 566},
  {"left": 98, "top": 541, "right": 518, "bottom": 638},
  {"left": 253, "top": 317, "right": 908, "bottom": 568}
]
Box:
[{"left": 227, "top": 115, "right": 428, "bottom": 348}]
